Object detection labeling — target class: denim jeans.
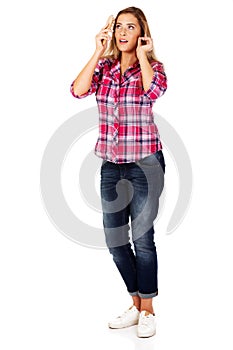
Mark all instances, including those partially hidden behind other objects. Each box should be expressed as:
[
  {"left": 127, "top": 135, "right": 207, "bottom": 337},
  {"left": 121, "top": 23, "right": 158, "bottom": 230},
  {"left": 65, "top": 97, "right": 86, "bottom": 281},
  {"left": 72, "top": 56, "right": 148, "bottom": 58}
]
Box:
[{"left": 100, "top": 151, "right": 165, "bottom": 299}]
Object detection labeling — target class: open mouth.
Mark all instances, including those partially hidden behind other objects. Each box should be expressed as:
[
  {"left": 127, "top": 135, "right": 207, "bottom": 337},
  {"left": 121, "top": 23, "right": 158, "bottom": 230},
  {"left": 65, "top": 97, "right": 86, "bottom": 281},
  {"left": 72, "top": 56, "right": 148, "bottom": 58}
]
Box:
[{"left": 119, "top": 39, "right": 128, "bottom": 44}]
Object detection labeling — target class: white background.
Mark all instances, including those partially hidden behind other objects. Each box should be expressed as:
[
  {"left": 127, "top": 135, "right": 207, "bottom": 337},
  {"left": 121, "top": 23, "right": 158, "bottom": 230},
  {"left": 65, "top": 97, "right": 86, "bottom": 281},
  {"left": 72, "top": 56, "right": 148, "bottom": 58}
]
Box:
[{"left": 1, "top": 0, "right": 233, "bottom": 349}]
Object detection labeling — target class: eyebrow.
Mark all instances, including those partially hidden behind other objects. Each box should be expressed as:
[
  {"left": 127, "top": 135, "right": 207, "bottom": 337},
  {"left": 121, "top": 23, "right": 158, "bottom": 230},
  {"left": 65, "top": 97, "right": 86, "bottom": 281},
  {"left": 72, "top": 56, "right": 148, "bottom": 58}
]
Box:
[{"left": 116, "top": 22, "right": 136, "bottom": 26}]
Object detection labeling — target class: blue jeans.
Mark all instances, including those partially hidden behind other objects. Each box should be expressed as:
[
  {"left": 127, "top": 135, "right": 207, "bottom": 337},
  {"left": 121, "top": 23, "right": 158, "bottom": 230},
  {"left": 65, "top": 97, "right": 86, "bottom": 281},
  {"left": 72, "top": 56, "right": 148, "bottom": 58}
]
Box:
[{"left": 100, "top": 151, "right": 165, "bottom": 299}]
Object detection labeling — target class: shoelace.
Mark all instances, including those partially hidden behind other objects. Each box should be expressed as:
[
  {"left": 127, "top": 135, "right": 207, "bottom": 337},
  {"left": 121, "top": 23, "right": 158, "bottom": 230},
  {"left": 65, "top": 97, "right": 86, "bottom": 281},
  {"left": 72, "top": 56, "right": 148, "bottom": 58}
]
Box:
[
  {"left": 118, "top": 308, "right": 136, "bottom": 319},
  {"left": 140, "top": 315, "right": 152, "bottom": 326}
]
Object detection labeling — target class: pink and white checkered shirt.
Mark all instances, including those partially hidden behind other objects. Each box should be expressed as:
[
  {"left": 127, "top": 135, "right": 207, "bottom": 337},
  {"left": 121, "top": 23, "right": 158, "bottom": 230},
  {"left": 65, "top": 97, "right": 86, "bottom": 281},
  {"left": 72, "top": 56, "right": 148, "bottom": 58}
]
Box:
[{"left": 71, "top": 58, "right": 167, "bottom": 163}]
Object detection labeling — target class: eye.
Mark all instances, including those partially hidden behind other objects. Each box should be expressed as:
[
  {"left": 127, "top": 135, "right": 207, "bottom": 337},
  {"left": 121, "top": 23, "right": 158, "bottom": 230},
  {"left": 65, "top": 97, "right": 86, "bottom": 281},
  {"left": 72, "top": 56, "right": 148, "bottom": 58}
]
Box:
[
  {"left": 128, "top": 25, "right": 135, "bottom": 30},
  {"left": 115, "top": 24, "right": 121, "bottom": 30}
]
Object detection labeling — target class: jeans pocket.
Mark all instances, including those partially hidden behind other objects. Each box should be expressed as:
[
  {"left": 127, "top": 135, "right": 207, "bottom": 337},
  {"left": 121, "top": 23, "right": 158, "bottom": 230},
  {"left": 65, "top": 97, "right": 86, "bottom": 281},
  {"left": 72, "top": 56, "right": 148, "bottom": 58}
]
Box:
[
  {"left": 137, "top": 151, "right": 166, "bottom": 174},
  {"left": 154, "top": 150, "right": 166, "bottom": 174},
  {"left": 101, "top": 159, "right": 109, "bottom": 169}
]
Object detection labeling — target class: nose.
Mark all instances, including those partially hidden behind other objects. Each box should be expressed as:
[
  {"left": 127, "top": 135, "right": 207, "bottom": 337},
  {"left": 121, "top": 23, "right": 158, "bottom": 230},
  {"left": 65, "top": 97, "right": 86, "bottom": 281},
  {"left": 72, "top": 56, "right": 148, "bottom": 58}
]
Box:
[{"left": 120, "top": 28, "right": 126, "bottom": 35}]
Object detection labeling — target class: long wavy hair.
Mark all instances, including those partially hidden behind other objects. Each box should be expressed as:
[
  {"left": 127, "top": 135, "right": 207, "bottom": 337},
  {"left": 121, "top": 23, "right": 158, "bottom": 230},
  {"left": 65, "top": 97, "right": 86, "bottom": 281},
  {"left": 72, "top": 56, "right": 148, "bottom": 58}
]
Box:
[{"left": 103, "top": 7, "right": 158, "bottom": 62}]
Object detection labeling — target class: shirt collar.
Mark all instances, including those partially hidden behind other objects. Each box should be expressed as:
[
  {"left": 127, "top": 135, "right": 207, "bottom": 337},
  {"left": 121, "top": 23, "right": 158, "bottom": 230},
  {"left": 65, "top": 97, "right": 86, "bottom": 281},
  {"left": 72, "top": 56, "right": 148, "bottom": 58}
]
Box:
[{"left": 110, "top": 58, "right": 140, "bottom": 83}]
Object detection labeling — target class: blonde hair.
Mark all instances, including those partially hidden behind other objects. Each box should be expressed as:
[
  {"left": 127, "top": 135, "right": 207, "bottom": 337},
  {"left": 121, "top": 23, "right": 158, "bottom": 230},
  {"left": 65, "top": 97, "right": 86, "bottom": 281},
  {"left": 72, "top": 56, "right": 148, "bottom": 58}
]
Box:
[{"left": 103, "top": 7, "right": 158, "bottom": 62}]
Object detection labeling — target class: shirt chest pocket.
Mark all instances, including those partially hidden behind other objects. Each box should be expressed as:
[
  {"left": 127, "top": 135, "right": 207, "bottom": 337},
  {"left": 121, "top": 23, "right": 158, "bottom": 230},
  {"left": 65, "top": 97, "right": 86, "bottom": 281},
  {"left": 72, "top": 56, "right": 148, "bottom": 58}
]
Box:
[
  {"left": 120, "top": 81, "right": 152, "bottom": 123},
  {"left": 97, "top": 77, "right": 118, "bottom": 104},
  {"left": 124, "top": 79, "right": 151, "bottom": 105}
]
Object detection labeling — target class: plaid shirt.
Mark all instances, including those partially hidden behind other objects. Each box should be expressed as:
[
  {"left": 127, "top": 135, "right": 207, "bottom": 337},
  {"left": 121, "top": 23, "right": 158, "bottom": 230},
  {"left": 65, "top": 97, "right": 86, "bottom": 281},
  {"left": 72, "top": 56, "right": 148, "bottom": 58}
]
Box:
[{"left": 71, "top": 58, "right": 167, "bottom": 163}]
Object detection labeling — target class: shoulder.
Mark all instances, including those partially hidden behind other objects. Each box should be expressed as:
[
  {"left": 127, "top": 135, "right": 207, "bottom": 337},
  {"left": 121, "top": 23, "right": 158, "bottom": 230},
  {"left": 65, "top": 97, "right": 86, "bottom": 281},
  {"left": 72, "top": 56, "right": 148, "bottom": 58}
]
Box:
[
  {"left": 150, "top": 60, "right": 165, "bottom": 71},
  {"left": 97, "top": 56, "right": 116, "bottom": 69}
]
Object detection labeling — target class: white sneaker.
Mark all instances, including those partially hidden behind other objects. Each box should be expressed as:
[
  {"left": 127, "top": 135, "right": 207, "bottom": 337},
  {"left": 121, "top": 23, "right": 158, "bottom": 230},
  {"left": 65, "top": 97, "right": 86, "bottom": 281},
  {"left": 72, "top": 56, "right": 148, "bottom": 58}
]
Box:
[
  {"left": 137, "top": 311, "right": 156, "bottom": 338},
  {"left": 108, "top": 306, "right": 140, "bottom": 329}
]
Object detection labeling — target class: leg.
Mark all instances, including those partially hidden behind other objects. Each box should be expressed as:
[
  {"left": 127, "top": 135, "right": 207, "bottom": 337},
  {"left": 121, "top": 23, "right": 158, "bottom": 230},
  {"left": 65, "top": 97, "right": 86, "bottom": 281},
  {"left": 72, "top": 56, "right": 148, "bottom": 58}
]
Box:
[
  {"left": 140, "top": 298, "right": 154, "bottom": 314},
  {"left": 100, "top": 161, "right": 138, "bottom": 295},
  {"left": 129, "top": 152, "right": 165, "bottom": 299},
  {"left": 132, "top": 295, "right": 141, "bottom": 311},
  {"left": 134, "top": 227, "right": 158, "bottom": 299},
  {"left": 132, "top": 295, "right": 154, "bottom": 314}
]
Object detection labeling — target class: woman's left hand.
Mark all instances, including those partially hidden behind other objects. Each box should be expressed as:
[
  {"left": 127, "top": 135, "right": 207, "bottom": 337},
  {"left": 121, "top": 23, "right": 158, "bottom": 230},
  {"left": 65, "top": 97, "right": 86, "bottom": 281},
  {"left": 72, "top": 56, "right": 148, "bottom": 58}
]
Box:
[{"left": 136, "top": 36, "right": 153, "bottom": 60}]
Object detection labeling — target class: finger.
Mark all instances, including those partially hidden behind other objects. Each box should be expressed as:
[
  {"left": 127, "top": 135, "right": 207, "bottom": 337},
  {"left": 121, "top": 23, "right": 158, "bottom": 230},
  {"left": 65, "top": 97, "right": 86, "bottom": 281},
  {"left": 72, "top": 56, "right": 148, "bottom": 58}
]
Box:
[
  {"left": 100, "top": 34, "right": 109, "bottom": 41},
  {"left": 99, "top": 29, "right": 112, "bottom": 38},
  {"left": 138, "top": 37, "right": 148, "bottom": 46},
  {"left": 102, "top": 15, "right": 114, "bottom": 30},
  {"left": 104, "top": 16, "right": 111, "bottom": 28},
  {"left": 142, "top": 36, "right": 152, "bottom": 44},
  {"left": 138, "top": 37, "right": 146, "bottom": 44},
  {"left": 100, "top": 29, "right": 112, "bottom": 35},
  {"left": 102, "top": 23, "right": 110, "bottom": 30},
  {"left": 97, "top": 33, "right": 109, "bottom": 43}
]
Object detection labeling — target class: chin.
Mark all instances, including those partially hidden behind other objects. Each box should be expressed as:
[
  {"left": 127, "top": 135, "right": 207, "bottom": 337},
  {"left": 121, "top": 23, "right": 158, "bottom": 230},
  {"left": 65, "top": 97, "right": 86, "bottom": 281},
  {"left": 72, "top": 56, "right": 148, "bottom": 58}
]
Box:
[{"left": 117, "top": 46, "right": 135, "bottom": 53}]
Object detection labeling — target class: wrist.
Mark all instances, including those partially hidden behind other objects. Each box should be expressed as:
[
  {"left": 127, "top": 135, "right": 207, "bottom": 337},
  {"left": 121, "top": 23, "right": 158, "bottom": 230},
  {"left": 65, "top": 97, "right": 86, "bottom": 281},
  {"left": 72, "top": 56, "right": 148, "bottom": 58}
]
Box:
[
  {"left": 137, "top": 51, "right": 148, "bottom": 62},
  {"left": 93, "top": 49, "right": 104, "bottom": 60}
]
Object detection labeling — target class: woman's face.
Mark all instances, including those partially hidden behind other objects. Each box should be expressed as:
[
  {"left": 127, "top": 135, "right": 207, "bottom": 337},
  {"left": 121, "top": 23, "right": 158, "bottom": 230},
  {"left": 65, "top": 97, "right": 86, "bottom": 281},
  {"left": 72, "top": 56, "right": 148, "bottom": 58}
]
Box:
[{"left": 114, "top": 13, "right": 142, "bottom": 53}]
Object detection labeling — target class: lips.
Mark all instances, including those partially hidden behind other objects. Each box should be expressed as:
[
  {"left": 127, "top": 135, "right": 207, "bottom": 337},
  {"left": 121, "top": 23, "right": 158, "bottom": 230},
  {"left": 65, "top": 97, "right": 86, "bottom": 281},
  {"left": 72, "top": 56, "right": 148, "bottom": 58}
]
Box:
[{"left": 119, "top": 39, "right": 128, "bottom": 43}]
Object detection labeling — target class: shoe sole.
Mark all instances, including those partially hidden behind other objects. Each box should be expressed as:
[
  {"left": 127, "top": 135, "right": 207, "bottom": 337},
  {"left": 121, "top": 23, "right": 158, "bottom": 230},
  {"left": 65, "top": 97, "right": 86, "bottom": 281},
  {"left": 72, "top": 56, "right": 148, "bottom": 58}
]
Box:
[
  {"left": 108, "top": 320, "right": 138, "bottom": 329},
  {"left": 137, "top": 330, "right": 156, "bottom": 338}
]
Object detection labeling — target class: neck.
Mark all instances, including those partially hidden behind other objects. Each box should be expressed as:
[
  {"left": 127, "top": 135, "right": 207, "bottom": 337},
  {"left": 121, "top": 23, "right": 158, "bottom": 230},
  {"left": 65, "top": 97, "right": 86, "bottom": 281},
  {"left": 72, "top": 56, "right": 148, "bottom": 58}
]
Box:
[{"left": 120, "top": 52, "right": 138, "bottom": 72}]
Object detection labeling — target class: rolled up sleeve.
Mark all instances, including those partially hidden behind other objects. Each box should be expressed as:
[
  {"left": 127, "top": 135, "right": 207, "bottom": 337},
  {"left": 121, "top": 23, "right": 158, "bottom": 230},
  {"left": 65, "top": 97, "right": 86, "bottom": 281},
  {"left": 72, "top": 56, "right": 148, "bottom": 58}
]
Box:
[
  {"left": 144, "top": 61, "right": 167, "bottom": 101},
  {"left": 70, "top": 59, "right": 105, "bottom": 99}
]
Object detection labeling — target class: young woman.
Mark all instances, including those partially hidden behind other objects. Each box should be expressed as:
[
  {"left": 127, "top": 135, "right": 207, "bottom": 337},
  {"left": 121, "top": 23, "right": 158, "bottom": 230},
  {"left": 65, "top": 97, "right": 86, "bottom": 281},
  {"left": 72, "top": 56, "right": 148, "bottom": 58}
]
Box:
[{"left": 71, "top": 7, "right": 167, "bottom": 338}]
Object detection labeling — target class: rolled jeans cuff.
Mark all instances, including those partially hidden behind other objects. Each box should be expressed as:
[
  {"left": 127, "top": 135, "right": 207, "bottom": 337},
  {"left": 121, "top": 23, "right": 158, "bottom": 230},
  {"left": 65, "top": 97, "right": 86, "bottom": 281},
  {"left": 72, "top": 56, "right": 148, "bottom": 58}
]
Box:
[
  {"left": 129, "top": 291, "right": 139, "bottom": 297},
  {"left": 129, "top": 290, "right": 158, "bottom": 298}
]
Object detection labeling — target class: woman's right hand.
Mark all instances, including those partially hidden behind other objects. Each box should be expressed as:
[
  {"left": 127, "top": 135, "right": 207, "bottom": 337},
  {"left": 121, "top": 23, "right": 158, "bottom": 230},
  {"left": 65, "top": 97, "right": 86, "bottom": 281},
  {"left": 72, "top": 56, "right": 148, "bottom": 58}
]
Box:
[
  {"left": 71, "top": 17, "right": 114, "bottom": 97},
  {"left": 95, "top": 22, "right": 113, "bottom": 55}
]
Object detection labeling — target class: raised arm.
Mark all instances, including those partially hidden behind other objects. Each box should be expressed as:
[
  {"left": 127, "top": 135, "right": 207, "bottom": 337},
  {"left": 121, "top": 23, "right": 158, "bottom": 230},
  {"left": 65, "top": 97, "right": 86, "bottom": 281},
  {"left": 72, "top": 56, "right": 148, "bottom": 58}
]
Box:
[
  {"left": 136, "top": 36, "right": 167, "bottom": 99},
  {"left": 72, "top": 20, "right": 113, "bottom": 97},
  {"left": 136, "top": 36, "right": 155, "bottom": 91}
]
